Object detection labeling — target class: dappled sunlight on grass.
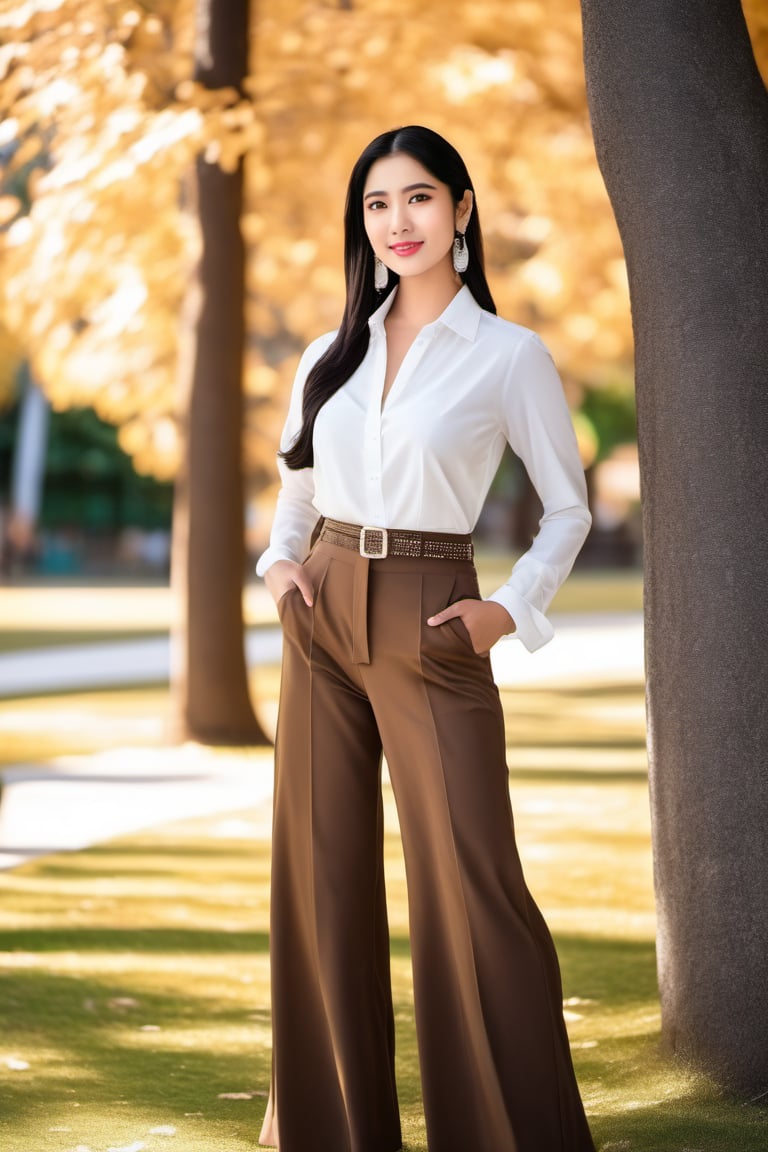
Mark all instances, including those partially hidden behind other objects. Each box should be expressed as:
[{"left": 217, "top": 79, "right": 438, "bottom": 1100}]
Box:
[
  {"left": 512, "top": 775, "right": 654, "bottom": 934},
  {"left": 501, "top": 680, "right": 647, "bottom": 760},
  {"left": 2, "top": 632, "right": 767, "bottom": 1148},
  {"left": 475, "top": 563, "right": 643, "bottom": 614},
  {"left": 0, "top": 588, "right": 177, "bottom": 632},
  {"left": 0, "top": 585, "right": 278, "bottom": 647},
  {"left": 1, "top": 815, "right": 273, "bottom": 1152},
  {"left": 0, "top": 688, "right": 172, "bottom": 765},
  {"left": 509, "top": 746, "right": 648, "bottom": 773},
  {"left": 3, "top": 811, "right": 766, "bottom": 1152}
]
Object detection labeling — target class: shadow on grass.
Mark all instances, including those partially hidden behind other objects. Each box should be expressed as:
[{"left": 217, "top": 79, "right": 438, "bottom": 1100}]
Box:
[
  {"left": 15, "top": 839, "right": 267, "bottom": 875},
  {"left": 585, "top": 1047, "right": 768, "bottom": 1152},
  {"left": 512, "top": 767, "right": 648, "bottom": 783},
  {"left": 0, "top": 930, "right": 406, "bottom": 1143},
  {"left": 553, "top": 937, "right": 768, "bottom": 1152},
  {"left": 0, "top": 926, "right": 269, "bottom": 953},
  {"left": 555, "top": 933, "right": 658, "bottom": 1005},
  {"left": 0, "top": 961, "right": 272, "bottom": 1133},
  {"left": 591, "top": 1094, "right": 768, "bottom": 1152},
  {"left": 2, "top": 926, "right": 766, "bottom": 1151}
]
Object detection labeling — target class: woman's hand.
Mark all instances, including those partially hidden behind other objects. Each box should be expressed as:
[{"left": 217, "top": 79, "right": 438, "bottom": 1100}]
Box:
[
  {"left": 427, "top": 599, "right": 515, "bottom": 655},
  {"left": 264, "top": 559, "right": 314, "bottom": 608}
]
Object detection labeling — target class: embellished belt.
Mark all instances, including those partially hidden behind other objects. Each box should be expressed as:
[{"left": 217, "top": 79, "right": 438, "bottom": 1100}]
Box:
[{"left": 320, "top": 518, "right": 474, "bottom": 562}]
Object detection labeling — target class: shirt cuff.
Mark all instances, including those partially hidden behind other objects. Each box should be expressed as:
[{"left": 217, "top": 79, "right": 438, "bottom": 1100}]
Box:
[
  {"left": 486, "top": 586, "right": 556, "bottom": 653},
  {"left": 255, "top": 546, "right": 300, "bottom": 578}
]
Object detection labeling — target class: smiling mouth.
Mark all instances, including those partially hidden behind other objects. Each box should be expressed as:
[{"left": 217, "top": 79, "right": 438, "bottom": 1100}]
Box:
[{"left": 389, "top": 242, "right": 424, "bottom": 256}]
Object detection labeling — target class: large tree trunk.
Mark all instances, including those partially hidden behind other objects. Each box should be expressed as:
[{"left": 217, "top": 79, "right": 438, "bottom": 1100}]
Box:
[
  {"left": 171, "top": 0, "right": 267, "bottom": 744},
  {"left": 581, "top": 0, "right": 768, "bottom": 1096}
]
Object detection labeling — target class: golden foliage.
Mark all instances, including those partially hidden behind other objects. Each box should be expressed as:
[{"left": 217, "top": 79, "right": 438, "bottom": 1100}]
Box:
[
  {"left": 250, "top": 2, "right": 627, "bottom": 380},
  {"left": 0, "top": 318, "right": 22, "bottom": 404},
  {"left": 1, "top": 0, "right": 767, "bottom": 478}
]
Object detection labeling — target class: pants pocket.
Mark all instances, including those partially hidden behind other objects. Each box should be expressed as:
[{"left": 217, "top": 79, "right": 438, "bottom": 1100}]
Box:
[
  {"left": 276, "top": 585, "right": 299, "bottom": 622},
  {"left": 423, "top": 567, "right": 482, "bottom": 655}
]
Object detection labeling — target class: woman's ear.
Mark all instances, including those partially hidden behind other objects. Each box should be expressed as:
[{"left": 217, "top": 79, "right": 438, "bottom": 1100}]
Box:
[{"left": 456, "top": 189, "right": 474, "bottom": 233}]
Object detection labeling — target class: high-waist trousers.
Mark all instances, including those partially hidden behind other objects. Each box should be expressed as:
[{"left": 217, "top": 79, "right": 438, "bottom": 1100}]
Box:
[{"left": 259, "top": 537, "right": 595, "bottom": 1152}]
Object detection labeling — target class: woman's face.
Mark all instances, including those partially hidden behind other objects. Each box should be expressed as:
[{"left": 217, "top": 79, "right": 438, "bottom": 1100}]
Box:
[{"left": 362, "top": 152, "right": 472, "bottom": 283}]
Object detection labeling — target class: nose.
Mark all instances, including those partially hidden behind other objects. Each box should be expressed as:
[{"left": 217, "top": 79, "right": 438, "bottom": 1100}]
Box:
[{"left": 389, "top": 200, "right": 411, "bottom": 235}]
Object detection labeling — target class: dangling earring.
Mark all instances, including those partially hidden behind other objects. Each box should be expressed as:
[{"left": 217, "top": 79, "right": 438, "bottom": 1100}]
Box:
[
  {"left": 453, "top": 230, "right": 469, "bottom": 274},
  {"left": 374, "top": 256, "right": 388, "bottom": 292}
]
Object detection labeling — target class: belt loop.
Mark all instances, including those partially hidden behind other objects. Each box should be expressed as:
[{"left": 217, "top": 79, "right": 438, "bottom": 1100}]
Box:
[{"left": 351, "top": 554, "right": 371, "bottom": 665}]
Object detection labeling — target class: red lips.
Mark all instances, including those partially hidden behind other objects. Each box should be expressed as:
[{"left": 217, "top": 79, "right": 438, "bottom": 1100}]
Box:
[{"left": 388, "top": 242, "right": 424, "bottom": 256}]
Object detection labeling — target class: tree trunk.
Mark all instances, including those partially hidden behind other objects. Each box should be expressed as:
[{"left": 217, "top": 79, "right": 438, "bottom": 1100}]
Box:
[
  {"left": 580, "top": 0, "right": 768, "bottom": 1096},
  {"left": 171, "top": 0, "right": 267, "bottom": 744}
]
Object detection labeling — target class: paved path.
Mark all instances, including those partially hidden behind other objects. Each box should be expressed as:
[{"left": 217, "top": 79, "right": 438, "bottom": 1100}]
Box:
[
  {"left": 0, "top": 614, "right": 642, "bottom": 697},
  {"left": 0, "top": 613, "right": 644, "bottom": 870},
  {"left": 0, "top": 629, "right": 284, "bottom": 698},
  {"left": 0, "top": 746, "right": 275, "bottom": 871}
]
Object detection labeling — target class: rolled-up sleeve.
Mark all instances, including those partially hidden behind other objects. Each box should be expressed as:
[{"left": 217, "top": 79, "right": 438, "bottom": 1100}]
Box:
[
  {"left": 486, "top": 331, "right": 592, "bottom": 652},
  {"left": 255, "top": 334, "right": 335, "bottom": 577}
]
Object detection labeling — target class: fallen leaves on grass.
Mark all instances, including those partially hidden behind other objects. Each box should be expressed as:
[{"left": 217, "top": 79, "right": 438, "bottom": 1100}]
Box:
[{"left": 69, "top": 1124, "right": 176, "bottom": 1152}]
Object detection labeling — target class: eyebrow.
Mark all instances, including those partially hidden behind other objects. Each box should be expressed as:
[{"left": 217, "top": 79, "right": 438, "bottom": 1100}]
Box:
[{"left": 364, "top": 182, "right": 438, "bottom": 200}]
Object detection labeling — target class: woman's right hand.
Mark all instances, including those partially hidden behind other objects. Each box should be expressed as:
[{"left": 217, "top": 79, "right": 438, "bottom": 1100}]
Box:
[{"left": 264, "top": 559, "right": 314, "bottom": 608}]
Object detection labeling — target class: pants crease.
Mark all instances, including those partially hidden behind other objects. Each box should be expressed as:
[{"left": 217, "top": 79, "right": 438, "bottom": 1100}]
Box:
[{"left": 261, "top": 540, "right": 595, "bottom": 1152}]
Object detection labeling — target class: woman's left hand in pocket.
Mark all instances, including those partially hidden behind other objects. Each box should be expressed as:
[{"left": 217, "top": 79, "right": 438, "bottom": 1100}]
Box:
[{"left": 427, "top": 599, "right": 515, "bottom": 655}]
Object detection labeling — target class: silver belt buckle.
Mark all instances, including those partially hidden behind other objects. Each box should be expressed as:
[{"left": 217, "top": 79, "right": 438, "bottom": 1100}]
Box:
[{"left": 360, "top": 526, "right": 388, "bottom": 559}]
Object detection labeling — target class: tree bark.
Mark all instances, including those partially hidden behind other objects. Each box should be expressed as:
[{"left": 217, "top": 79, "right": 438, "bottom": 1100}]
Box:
[
  {"left": 581, "top": 0, "right": 768, "bottom": 1096},
  {"left": 171, "top": 0, "right": 267, "bottom": 744}
]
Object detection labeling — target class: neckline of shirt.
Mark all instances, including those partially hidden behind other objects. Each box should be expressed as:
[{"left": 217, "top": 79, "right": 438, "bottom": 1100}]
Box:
[{"left": 367, "top": 283, "right": 482, "bottom": 343}]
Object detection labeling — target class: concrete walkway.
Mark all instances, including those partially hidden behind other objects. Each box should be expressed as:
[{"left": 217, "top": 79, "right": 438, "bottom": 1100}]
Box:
[
  {"left": 0, "top": 745, "right": 276, "bottom": 871},
  {"left": 0, "top": 613, "right": 644, "bottom": 871},
  {"left": 0, "top": 629, "right": 284, "bottom": 698},
  {"left": 0, "top": 614, "right": 643, "bottom": 697}
]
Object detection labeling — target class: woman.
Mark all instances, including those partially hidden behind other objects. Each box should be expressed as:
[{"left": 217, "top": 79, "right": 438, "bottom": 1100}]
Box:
[{"left": 256, "top": 125, "right": 595, "bottom": 1152}]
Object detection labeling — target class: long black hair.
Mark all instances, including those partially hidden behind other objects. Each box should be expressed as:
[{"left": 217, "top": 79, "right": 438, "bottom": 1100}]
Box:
[{"left": 281, "top": 125, "right": 497, "bottom": 470}]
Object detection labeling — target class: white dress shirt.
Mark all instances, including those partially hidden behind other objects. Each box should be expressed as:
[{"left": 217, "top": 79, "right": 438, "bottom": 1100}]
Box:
[{"left": 256, "top": 285, "right": 591, "bottom": 651}]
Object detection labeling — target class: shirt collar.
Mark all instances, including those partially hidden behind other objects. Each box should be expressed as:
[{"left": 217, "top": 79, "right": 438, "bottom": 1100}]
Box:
[{"left": 368, "top": 283, "right": 482, "bottom": 342}]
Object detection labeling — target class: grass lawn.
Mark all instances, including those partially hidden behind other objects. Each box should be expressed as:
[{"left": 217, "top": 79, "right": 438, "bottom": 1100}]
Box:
[
  {"left": 2, "top": 692, "right": 766, "bottom": 1150},
  {"left": 0, "top": 688, "right": 172, "bottom": 767},
  {"left": 1, "top": 578, "right": 766, "bottom": 1151}
]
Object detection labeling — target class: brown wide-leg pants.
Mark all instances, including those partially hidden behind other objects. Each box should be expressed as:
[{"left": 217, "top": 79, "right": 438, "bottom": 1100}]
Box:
[{"left": 259, "top": 537, "right": 595, "bottom": 1152}]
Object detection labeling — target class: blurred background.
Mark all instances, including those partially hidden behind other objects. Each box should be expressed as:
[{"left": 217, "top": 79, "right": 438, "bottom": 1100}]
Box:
[{"left": 1, "top": 0, "right": 766, "bottom": 582}]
